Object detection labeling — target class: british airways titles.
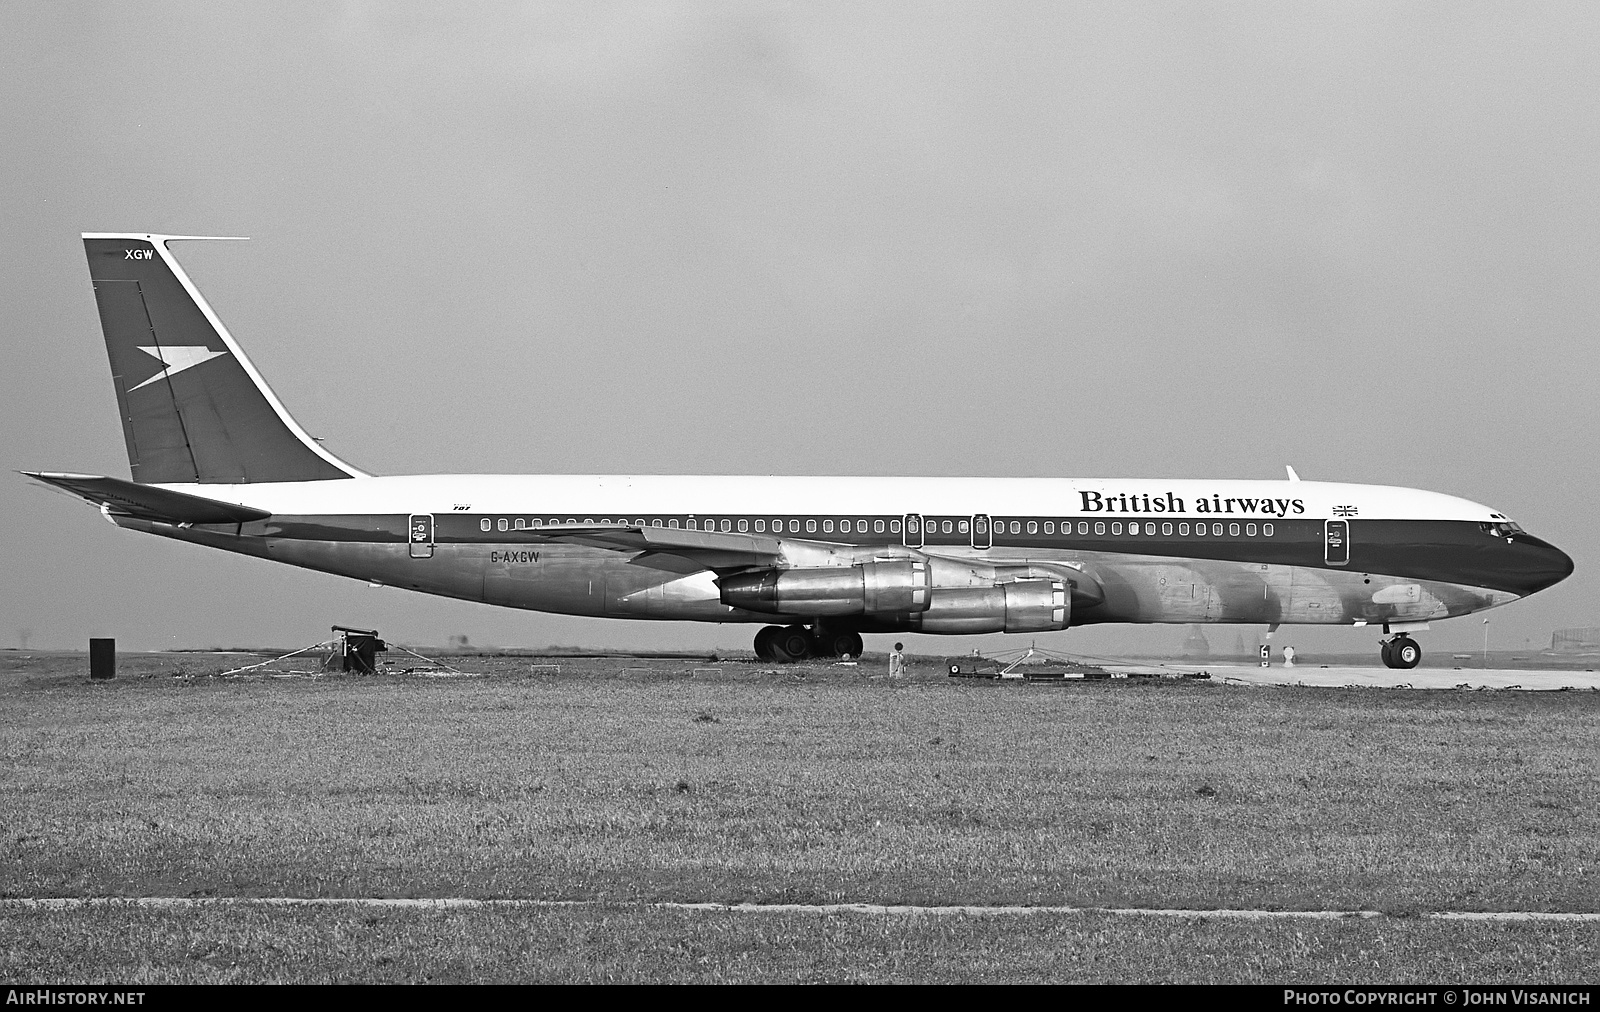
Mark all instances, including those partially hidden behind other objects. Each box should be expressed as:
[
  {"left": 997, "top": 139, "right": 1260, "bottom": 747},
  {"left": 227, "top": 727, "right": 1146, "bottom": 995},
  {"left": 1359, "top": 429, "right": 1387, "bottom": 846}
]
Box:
[{"left": 1080, "top": 492, "right": 1307, "bottom": 517}]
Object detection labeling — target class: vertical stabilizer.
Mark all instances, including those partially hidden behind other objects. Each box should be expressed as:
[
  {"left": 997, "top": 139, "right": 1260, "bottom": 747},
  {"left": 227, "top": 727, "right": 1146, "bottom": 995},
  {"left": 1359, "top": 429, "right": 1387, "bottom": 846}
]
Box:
[{"left": 82, "top": 233, "right": 366, "bottom": 483}]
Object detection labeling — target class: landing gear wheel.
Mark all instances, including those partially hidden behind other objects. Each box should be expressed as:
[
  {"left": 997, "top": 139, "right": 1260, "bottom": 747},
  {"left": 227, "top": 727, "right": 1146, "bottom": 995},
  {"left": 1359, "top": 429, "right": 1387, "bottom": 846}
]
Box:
[
  {"left": 818, "top": 630, "right": 863, "bottom": 660},
  {"left": 1380, "top": 639, "right": 1397, "bottom": 668},
  {"left": 1382, "top": 635, "right": 1421, "bottom": 669},
  {"left": 754, "top": 626, "right": 782, "bottom": 662},
  {"left": 774, "top": 626, "right": 812, "bottom": 663},
  {"left": 1391, "top": 636, "right": 1421, "bottom": 669},
  {"left": 833, "top": 631, "right": 864, "bottom": 660}
]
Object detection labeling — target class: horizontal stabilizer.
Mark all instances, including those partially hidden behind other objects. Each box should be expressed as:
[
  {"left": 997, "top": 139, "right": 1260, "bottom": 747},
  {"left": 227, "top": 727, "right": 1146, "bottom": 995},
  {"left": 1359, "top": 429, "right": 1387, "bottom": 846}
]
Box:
[{"left": 22, "top": 472, "right": 271, "bottom": 524}]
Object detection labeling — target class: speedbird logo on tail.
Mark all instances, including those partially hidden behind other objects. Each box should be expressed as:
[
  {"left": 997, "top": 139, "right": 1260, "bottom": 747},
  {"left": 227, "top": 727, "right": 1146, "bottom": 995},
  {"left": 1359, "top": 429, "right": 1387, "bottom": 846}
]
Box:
[{"left": 129, "top": 346, "right": 225, "bottom": 390}]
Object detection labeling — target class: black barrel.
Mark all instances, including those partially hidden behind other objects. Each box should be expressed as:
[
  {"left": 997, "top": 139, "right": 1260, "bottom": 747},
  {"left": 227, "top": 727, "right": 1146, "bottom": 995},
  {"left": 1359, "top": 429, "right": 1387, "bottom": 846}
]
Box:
[{"left": 89, "top": 638, "right": 115, "bottom": 680}]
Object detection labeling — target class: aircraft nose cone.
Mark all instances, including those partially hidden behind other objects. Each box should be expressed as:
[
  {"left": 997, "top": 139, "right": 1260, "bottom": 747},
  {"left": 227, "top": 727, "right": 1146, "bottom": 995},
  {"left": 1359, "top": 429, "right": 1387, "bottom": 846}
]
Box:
[{"left": 1517, "top": 537, "right": 1575, "bottom": 596}]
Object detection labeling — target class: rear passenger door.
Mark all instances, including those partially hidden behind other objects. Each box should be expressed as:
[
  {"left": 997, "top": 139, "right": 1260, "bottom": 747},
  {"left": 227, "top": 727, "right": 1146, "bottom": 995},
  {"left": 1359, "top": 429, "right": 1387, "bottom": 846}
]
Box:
[{"left": 409, "top": 514, "right": 434, "bottom": 559}]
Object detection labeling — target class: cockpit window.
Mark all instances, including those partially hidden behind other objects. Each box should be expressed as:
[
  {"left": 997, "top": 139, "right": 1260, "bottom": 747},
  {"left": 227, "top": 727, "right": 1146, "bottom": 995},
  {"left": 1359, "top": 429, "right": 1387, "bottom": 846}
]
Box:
[{"left": 1481, "top": 521, "right": 1524, "bottom": 538}]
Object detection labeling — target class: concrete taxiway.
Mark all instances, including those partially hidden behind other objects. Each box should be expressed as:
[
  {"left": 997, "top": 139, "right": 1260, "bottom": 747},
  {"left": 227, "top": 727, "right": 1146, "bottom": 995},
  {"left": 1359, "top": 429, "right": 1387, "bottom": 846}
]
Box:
[{"left": 1102, "top": 663, "right": 1600, "bottom": 691}]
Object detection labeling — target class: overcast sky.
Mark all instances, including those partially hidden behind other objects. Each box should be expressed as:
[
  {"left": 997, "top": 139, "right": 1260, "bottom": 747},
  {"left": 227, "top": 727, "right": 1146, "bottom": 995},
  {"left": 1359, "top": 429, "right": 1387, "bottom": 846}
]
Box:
[{"left": 4, "top": 2, "right": 1597, "bottom": 657}]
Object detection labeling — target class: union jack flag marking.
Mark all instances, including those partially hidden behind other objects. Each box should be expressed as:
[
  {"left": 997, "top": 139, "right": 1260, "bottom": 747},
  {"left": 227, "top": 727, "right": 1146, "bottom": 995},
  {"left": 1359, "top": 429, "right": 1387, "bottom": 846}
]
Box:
[{"left": 1332, "top": 505, "right": 1358, "bottom": 517}]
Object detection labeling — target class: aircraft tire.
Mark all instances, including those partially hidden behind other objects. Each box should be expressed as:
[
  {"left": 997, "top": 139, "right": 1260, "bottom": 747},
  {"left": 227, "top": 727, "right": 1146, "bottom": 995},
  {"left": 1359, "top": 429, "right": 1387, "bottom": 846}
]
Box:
[
  {"left": 1380, "top": 639, "right": 1398, "bottom": 668},
  {"left": 834, "top": 631, "right": 864, "bottom": 660},
  {"left": 754, "top": 626, "right": 781, "bottom": 662},
  {"left": 1391, "top": 636, "right": 1422, "bottom": 669},
  {"left": 775, "top": 627, "right": 812, "bottom": 663}
]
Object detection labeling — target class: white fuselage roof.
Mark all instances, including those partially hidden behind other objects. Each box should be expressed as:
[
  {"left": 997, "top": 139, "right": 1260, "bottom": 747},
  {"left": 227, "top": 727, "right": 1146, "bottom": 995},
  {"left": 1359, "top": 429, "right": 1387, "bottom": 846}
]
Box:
[{"left": 157, "top": 475, "right": 1506, "bottom": 523}]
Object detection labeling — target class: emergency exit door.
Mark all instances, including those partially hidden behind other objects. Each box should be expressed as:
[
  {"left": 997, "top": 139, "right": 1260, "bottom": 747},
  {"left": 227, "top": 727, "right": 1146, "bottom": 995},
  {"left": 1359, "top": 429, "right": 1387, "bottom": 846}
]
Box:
[
  {"left": 1324, "top": 519, "right": 1349, "bottom": 566},
  {"left": 971, "top": 514, "right": 992, "bottom": 550},
  {"left": 903, "top": 514, "right": 924, "bottom": 549},
  {"left": 409, "top": 514, "right": 434, "bottom": 559}
]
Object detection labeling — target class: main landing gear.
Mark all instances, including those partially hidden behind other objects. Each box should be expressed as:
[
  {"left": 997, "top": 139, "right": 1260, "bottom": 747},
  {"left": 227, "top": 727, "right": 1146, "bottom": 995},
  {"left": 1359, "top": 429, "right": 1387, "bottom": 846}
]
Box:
[
  {"left": 1381, "top": 634, "right": 1422, "bottom": 670},
  {"left": 753, "top": 625, "right": 864, "bottom": 663}
]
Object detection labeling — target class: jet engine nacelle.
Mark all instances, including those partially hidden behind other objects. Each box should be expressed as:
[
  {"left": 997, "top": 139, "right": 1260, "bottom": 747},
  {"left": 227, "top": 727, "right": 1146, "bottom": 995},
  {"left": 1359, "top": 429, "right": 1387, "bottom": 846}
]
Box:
[
  {"left": 909, "top": 579, "right": 1070, "bottom": 634},
  {"left": 718, "top": 560, "right": 931, "bottom": 616}
]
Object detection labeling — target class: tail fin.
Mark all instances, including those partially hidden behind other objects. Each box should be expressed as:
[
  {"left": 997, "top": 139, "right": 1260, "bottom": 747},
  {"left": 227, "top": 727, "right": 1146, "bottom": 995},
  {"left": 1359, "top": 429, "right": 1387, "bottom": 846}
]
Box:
[{"left": 81, "top": 233, "right": 366, "bottom": 483}]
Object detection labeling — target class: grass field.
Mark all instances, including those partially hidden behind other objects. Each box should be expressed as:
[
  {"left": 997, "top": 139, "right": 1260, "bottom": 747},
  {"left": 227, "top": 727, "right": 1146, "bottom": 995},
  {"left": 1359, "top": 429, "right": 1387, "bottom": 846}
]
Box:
[{"left": 2, "top": 650, "right": 1597, "bottom": 983}]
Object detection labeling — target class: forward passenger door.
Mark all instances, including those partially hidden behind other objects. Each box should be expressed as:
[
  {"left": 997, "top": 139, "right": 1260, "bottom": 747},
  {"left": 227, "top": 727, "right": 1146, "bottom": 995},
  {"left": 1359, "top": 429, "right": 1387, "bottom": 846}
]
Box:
[{"left": 1325, "top": 520, "right": 1349, "bottom": 566}]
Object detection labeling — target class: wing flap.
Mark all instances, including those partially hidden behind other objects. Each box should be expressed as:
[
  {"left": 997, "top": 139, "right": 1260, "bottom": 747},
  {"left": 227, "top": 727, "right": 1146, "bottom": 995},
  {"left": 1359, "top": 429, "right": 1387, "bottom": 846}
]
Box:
[
  {"left": 22, "top": 472, "right": 271, "bottom": 524},
  {"left": 525, "top": 523, "right": 782, "bottom": 569}
]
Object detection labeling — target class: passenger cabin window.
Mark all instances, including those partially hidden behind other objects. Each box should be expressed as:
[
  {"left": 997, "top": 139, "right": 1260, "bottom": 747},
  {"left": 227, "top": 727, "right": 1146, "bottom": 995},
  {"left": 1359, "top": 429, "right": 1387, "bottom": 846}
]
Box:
[
  {"left": 756, "top": 519, "right": 765, "bottom": 532},
  {"left": 1162, "top": 523, "right": 1172, "bottom": 535},
  {"left": 858, "top": 520, "right": 868, "bottom": 533},
  {"left": 890, "top": 520, "right": 902, "bottom": 533},
  {"left": 1264, "top": 523, "right": 1274, "bottom": 536},
  {"left": 1044, "top": 522, "right": 1055, "bottom": 534},
  {"left": 1112, "top": 522, "right": 1122, "bottom": 535},
  {"left": 1095, "top": 522, "right": 1105, "bottom": 535},
  {"left": 806, "top": 519, "right": 816, "bottom": 533},
  {"left": 739, "top": 519, "right": 748, "bottom": 532},
  {"left": 875, "top": 520, "right": 884, "bottom": 533},
  {"left": 480, "top": 518, "right": 490, "bottom": 532},
  {"left": 1246, "top": 523, "right": 1257, "bottom": 536},
  {"left": 688, "top": 519, "right": 698, "bottom": 530},
  {"left": 1229, "top": 523, "right": 1240, "bottom": 536},
  {"left": 824, "top": 520, "right": 834, "bottom": 533}
]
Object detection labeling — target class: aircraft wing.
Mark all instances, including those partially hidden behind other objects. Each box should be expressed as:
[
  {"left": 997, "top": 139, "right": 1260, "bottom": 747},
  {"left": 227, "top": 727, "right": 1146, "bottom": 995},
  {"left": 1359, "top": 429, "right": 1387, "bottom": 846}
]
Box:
[
  {"left": 21, "top": 472, "right": 272, "bottom": 524},
  {"left": 522, "top": 523, "right": 783, "bottom": 570}
]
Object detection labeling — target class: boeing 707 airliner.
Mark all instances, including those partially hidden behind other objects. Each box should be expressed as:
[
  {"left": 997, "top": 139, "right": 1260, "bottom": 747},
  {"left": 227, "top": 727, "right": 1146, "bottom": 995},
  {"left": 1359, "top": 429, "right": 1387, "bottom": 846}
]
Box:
[{"left": 26, "top": 234, "right": 1574, "bottom": 667}]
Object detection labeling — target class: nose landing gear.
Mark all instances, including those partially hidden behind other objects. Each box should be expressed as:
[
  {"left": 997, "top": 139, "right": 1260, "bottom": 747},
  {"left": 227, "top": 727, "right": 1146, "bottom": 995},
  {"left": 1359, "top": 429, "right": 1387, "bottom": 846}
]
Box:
[
  {"left": 752, "top": 625, "right": 864, "bottom": 663},
  {"left": 1381, "top": 634, "right": 1422, "bottom": 669}
]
